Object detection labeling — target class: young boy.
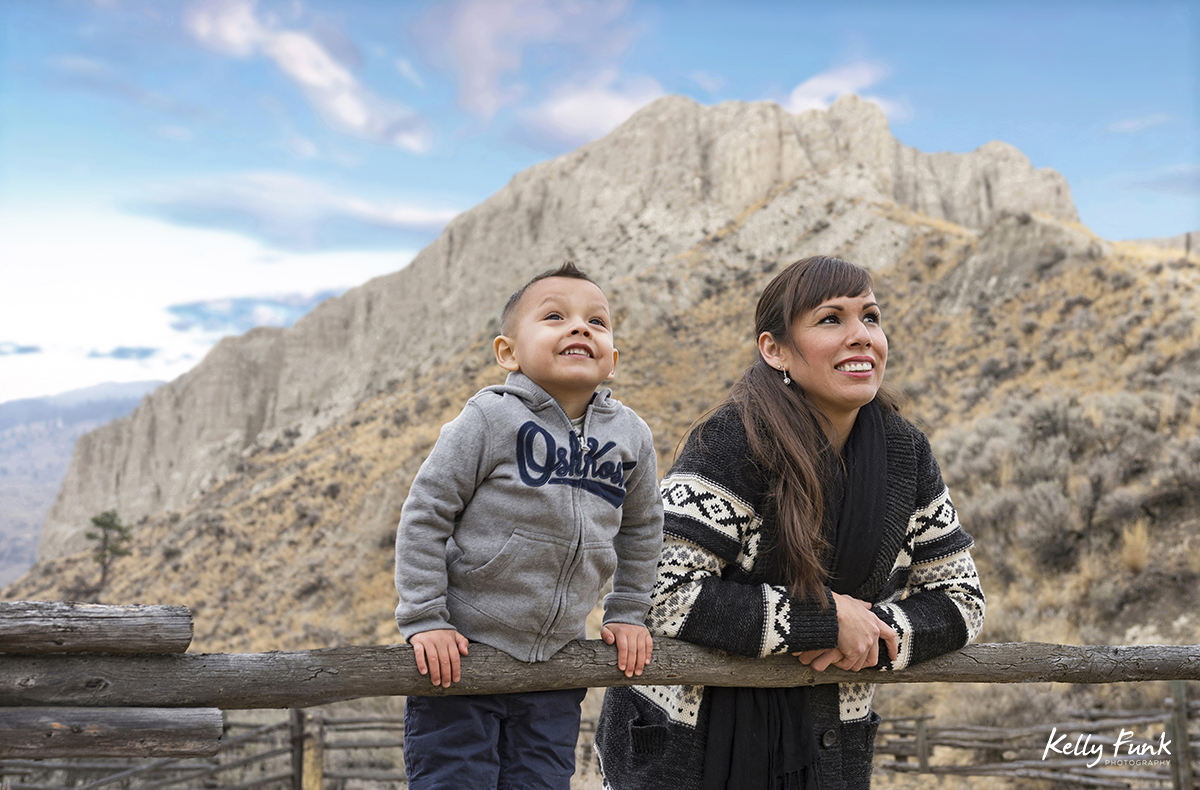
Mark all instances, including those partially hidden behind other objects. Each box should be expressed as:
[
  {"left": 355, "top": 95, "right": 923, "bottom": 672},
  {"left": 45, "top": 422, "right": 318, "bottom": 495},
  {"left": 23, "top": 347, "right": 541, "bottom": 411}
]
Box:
[{"left": 394, "top": 262, "right": 664, "bottom": 790}]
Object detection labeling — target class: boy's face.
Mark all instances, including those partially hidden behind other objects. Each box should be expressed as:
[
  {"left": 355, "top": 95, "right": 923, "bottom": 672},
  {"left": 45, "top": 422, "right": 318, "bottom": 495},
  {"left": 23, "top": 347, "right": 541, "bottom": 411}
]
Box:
[{"left": 493, "top": 277, "right": 618, "bottom": 403}]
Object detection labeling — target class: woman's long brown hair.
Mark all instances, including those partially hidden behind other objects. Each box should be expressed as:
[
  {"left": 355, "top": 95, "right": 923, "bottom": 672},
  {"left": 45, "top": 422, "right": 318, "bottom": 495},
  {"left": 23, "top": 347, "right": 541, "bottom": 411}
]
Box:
[{"left": 727, "top": 256, "right": 899, "bottom": 601}]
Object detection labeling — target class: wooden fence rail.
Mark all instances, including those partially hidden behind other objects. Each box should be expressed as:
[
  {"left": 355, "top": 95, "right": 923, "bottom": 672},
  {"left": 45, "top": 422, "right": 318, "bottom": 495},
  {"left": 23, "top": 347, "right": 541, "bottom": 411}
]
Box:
[
  {"left": 0, "top": 708, "right": 223, "bottom": 759},
  {"left": 3, "top": 640, "right": 1199, "bottom": 710},
  {"left": 0, "top": 602, "right": 192, "bottom": 655}
]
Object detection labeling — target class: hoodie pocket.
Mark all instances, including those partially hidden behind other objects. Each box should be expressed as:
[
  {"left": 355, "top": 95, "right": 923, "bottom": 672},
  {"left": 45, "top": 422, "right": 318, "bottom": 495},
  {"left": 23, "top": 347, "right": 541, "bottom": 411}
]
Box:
[{"left": 448, "top": 529, "right": 570, "bottom": 632}]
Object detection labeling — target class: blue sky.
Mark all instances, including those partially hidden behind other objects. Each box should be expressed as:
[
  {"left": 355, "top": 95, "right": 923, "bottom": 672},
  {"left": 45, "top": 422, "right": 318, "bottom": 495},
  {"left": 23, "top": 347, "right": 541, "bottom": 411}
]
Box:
[{"left": 1, "top": 0, "right": 1196, "bottom": 403}]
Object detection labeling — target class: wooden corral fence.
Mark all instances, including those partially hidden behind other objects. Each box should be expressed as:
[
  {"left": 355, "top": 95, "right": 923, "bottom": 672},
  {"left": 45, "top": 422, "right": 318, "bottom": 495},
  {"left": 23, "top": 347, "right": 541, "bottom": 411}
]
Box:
[
  {"left": 876, "top": 687, "right": 1198, "bottom": 789},
  {"left": 2, "top": 601, "right": 1199, "bottom": 789}
]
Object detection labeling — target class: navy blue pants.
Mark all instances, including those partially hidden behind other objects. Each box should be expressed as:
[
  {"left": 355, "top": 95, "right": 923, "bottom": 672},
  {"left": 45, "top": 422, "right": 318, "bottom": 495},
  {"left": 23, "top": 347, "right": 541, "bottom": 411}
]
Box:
[{"left": 404, "top": 688, "right": 587, "bottom": 790}]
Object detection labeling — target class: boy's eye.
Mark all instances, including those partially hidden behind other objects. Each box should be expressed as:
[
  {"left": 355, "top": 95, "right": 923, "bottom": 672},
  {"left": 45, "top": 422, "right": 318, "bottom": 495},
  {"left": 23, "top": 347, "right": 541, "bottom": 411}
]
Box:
[
  {"left": 589, "top": 317, "right": 608, "bottom": 327},
  {"left": 544, "top": 312, "right": 562, "bottom": 320}
]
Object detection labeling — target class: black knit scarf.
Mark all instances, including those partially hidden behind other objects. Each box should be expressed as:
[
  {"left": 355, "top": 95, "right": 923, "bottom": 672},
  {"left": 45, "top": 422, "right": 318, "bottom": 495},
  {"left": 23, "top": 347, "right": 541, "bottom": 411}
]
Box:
[{"left": 701, "top": 401, "right": 888, "bottom": 790}]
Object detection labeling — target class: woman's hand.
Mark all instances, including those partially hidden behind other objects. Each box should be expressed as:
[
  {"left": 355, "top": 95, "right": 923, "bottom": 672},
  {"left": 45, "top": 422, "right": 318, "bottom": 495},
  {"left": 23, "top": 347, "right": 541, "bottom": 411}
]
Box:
[{"left": 793, "top": 594, "right": 898, "bottom": 672}]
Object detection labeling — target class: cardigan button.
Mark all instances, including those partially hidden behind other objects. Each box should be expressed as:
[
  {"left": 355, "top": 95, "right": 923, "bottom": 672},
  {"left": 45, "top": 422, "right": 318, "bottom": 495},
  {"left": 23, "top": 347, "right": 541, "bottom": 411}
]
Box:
[{"left": 821, "top": 729, "right": 838, "bottom": 748}]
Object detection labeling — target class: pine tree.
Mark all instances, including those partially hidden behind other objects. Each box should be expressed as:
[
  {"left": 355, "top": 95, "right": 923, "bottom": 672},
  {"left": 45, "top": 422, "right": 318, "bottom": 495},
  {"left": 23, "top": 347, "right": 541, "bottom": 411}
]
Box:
[{"left": 86, "top": 510, "right": 132, "bottom": 591}]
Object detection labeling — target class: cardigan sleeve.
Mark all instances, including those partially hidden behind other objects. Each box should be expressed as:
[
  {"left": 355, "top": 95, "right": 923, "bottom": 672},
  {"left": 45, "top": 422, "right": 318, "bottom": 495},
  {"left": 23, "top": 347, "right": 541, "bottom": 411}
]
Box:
[
  {"left": 870, "top": 430, "right": 986, "bottom": 671},
  {"left": 645, "top": 408, "right": 839, "bottom": 658}
]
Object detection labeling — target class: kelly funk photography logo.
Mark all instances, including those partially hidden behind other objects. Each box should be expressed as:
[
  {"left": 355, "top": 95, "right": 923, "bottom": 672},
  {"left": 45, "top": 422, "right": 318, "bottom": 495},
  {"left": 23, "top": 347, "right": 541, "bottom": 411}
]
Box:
[{"left": 1042, "top": 727, "right": 1174, "bottom": 768}]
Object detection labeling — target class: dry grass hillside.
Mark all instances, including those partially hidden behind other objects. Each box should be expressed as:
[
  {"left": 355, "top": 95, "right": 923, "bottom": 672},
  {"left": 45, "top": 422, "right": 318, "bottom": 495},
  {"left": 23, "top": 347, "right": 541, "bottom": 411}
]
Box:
[{"left": 9, "top": 202, "right": 1197, "bottom": 664}]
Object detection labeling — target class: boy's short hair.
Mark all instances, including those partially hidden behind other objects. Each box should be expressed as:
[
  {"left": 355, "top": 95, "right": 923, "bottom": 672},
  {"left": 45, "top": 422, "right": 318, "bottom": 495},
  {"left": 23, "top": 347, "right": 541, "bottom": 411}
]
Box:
[{"left": 499, "top": 261, "right": 600, "bottom": 336}]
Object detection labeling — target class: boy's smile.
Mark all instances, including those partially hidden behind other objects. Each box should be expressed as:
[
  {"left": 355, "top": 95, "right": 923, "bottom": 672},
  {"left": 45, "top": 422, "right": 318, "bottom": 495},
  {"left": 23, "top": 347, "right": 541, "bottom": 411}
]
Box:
[{"left": 493, "top": 276, "right": 618, "bottom": 419}]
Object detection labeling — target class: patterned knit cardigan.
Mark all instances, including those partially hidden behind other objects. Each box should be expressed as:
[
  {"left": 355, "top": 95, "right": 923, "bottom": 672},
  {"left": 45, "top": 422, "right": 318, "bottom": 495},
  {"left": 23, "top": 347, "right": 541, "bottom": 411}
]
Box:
[{"left": 595, "top": 404, "right": 985, "bottom": 790}]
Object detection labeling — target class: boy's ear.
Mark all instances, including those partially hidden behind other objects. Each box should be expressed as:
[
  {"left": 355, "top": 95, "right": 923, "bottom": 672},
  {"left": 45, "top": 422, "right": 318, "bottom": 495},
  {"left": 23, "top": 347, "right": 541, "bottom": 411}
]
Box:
[
  {"left": 493, "top": 335, "right": 521, "bottom": 372},
  {"left": 605, "top": 347, "right": 619, "bottom": 382}
]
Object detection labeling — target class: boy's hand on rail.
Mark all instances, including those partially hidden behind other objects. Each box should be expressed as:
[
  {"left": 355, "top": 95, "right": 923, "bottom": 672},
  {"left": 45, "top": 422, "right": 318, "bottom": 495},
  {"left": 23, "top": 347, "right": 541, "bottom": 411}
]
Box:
[
  {"left": 602, "top": 623, "right": 653, "bottom": 677},
  {"left": 409, "top": 629, "right": 470, "bottom": 688}
]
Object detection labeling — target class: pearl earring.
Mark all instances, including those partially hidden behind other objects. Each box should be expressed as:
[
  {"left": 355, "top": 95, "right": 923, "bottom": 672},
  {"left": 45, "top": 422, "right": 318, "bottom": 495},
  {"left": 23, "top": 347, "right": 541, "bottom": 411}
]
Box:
[{"left": 780, "top": 366, "right": 790, "bottom": 386}]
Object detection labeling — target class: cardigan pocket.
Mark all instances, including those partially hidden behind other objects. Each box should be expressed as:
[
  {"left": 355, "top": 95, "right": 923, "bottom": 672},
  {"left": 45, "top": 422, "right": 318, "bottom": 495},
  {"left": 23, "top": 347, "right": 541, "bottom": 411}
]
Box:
[
  {"left": 629, "top": 719, "right": 670, "bottom": 757},
  {"left": 832, "top": 710, "right": 881, "bottom": 756}
]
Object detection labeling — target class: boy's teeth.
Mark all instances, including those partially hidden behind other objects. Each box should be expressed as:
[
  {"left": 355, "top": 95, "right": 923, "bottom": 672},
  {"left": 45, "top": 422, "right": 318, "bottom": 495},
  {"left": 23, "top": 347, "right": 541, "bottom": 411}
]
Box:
[{"left": 837, "top": 361, "right": 872, "bottom": 372}]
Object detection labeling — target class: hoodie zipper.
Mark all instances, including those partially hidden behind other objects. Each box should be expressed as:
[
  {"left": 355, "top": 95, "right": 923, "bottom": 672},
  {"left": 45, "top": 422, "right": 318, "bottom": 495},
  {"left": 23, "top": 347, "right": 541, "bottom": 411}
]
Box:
[{"left": 532, "top": 401, "right": 588, "bottom": 661}]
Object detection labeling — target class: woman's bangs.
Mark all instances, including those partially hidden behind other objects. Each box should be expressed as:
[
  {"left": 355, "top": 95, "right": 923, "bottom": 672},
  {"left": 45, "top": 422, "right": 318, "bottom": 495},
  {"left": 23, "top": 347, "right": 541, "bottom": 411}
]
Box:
[{"left": 787, "top": 258, "right": 874, "bottom": 321}]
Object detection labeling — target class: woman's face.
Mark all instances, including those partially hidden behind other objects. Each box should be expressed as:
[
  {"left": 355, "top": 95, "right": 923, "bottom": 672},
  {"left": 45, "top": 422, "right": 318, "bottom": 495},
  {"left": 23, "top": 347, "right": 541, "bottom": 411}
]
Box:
[{"left": 765, "top": 290, "right": 888, "bottom": 426}]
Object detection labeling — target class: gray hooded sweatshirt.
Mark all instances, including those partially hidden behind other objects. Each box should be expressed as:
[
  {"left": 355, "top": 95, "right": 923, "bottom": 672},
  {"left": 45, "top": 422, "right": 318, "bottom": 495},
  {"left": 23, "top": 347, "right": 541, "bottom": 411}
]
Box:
[{"left": 394, "top": 372, "right": 664, "bottom": 663}]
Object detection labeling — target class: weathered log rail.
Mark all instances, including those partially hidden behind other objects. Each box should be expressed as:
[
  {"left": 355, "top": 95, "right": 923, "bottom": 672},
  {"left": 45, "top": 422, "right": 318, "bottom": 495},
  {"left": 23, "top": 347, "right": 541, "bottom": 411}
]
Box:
[
  {"left": 3, "top": 640, "right": 1199, "bottom": 709},
  {"left": 0, "top": 602, "right": 193, "bottom": 655},
  {"left": 0, "top": 708, "right": 224, "bottom": 759}
]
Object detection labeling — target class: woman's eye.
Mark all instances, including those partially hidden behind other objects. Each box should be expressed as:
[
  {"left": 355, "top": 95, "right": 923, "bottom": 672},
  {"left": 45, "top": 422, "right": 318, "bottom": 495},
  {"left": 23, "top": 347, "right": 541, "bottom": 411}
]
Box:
[
  {"left": 865, "top": 312, "right": 882, "bottom": 324},
  {"left": 818, "top": 315, "right": 839, "bottom": 324}
]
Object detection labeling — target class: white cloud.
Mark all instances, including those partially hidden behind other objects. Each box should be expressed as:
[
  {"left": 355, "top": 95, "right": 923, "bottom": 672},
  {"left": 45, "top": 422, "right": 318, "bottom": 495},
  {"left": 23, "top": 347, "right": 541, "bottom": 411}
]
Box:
[
  {"left": 0, "top": 206, "right": 417, "bottom": 402},
  {"left": 396, "top": 58, "right": 426, "bottom": 90},
  {"left": 185, "top": 0, "right": 434, "bottom": 152},
  {"left": 426, "top": 0, "right": 632, "bottom": 121},
  {"left": 157, "top": 125, "right": 194, "bottom": 142},
  {"left": 167, "top": 291, "right": 343, "bottom": 333},
  {"left": 49, "top": 55, "right": 209, "bottom": 119},
  {"left": 689, "top": 70, "right": 725, "bottom": 95},
  {"left": 0, "top": 342, "right": 41, "bottom": 356},
  {"left": 284, "top": 132, "right": 318, "bottom": 159},
  {"left": 783, "top": 61, "right": 906, "bottom": 121},
  {"left": 53, "top": 55, "right": 111, "bottom": 77},
  {"left": 866, "top": 95, "right": 913, "bottom": 124},
  {"left": 521, "top": 70, "right": 663, "bottom": 145},
  {"left": 1109, "top": 114, "right": 1170, "bottom": 134},
  {"left": 1123, "top": 163, "right": 1200, "bottom": 196},
  {"left": 185, "top": 0, "right": 263, "bottom": 57},
  {"left": 143, "top": 171, "right": 461, "bottom": 249}
]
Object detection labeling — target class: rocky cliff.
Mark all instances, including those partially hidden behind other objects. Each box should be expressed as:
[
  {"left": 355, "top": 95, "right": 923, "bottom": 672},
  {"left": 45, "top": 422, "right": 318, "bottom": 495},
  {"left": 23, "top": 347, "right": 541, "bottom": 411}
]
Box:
[{"left": 38, "top": 94, "right": 1077, "bottom": 561}]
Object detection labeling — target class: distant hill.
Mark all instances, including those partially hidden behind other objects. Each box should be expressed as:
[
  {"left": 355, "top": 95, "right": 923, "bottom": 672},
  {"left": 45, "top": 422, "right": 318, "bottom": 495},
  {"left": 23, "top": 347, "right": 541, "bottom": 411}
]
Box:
[
  {"left": 1131, "top": 229, "right": 1198, "bottom": 253},
  {"left": 0, "top": 381, "right": 162, "bottom": 585}
]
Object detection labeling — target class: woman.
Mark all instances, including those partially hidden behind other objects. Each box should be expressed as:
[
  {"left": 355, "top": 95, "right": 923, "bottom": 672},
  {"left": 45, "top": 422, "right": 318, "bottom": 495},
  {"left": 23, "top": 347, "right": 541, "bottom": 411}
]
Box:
[{"left": 595, "top": 256, "right": 985, "bottom": 790}]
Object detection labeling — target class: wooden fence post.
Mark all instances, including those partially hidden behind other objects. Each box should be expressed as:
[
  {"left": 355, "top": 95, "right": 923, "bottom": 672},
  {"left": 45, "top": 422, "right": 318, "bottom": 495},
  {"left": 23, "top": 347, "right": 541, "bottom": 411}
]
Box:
[
  {"left": 302, "top": 712, "right": 323, "bottom": 790},
  {"left": 1172, "top": 680, "right": 1194, "bottom": 790},
  {"left": 915, "top": 717, "right": 930, "bottom": 772},
  {"left": 290, "top": 709, "right": 305, "bottom": 790}
]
